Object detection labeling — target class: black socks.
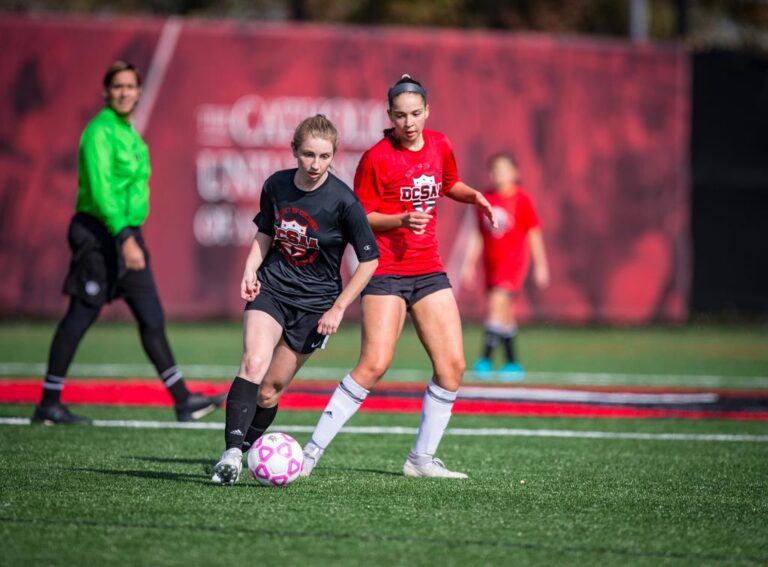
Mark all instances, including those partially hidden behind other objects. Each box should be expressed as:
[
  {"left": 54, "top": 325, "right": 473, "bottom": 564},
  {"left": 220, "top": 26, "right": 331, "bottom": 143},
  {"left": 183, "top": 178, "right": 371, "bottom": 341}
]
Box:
[
  {"left": 502, "top": 335, "right": 516, "bottom": 363},
  {"left": 482, "top": 329, "right": 502, "bottom": 360},
  {"left": 482, "top": 326, "right": 517, "bottom": 363},
  {"left": 242, "top": 405, "right": 279, "bottom": 450},
  {"left": 224, "top": 377, "right": 261, "bottom": 450}
]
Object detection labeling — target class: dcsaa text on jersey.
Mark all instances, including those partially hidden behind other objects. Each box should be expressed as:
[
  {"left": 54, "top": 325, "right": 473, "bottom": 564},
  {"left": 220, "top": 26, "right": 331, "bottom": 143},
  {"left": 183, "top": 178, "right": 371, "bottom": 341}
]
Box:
[
  {"left": 400, "top": 174, "right": 441, "bottom": 213},
  {"left": 274, "top": 210, "right": 320, "bottom": 266}
]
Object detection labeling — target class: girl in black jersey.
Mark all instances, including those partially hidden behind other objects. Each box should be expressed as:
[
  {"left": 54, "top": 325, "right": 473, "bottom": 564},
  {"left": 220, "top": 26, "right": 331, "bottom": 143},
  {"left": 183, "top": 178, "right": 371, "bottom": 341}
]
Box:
[{"left": 212, "top": 115, "right": 379, "bottom": 485}]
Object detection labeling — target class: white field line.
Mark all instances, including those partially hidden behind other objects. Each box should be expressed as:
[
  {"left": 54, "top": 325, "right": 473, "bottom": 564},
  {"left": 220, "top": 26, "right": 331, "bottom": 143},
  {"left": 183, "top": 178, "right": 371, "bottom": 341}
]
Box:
[
  {"left": 1, "top": 417, "right": 767, "bottom": 443},
  {"left": 2, "top": 362, "right": 768, "bottom": 388}
]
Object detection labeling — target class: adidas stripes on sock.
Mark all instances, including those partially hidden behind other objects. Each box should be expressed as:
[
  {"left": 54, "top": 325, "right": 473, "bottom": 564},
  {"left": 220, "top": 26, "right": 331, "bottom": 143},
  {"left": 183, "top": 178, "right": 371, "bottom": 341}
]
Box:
[
  {"left": 310, "top": 374, "right": 370, "bottom": 449},
  {"left": 161, "top": 365, "right": 191, "bottom": 404},
  {"left": 410, "top": 381, "right": 457, "bottom": 465},
  {"left": 41, "top": 374, "right": 65, "bottom": 406}
]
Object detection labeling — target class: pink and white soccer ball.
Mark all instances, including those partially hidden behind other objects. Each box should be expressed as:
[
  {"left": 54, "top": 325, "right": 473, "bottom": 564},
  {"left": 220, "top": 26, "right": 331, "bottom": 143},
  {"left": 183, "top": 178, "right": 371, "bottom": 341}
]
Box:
[{"left": 247, "top": 432, "right": 304, "bottom": 487}]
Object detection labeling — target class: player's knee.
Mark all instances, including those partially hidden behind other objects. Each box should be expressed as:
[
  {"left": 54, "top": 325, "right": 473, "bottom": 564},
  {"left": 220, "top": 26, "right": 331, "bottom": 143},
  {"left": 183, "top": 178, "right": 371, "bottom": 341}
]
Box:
[
  {"left": 132, "top": 296, "right": 166, "bottom": 334},
  {"left": 257, "top": 383, "right": 282, "bottom": 407},
  {"left": 59, "top": 304, "right": 99, "bottom": 338},
  {"left": 139, "top": 315, "right": 165, "bottom": 335},
  {"left": 450, "top": 357, "right": 467, "bottom": 382},
  {"left": 240, "top": 352, "right": 269, "bottom": 381},
  {"left": 355, "top": 357, "right": 391, "bottom": 386},
  {"left": 58, "top": 317, "right": 91, "bottom": 340},
  {"left": 138, "top": 321, "right": 166, "bottom": 345},
  {"left": 434, "top": 355, "right": 466, "bottom": 387}
]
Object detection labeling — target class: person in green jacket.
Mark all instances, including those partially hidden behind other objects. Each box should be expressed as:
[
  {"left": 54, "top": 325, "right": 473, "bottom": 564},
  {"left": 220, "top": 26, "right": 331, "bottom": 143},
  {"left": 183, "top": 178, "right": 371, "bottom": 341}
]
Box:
[{"left": 32, "top": 61, "right": 225, "bottom": 425}]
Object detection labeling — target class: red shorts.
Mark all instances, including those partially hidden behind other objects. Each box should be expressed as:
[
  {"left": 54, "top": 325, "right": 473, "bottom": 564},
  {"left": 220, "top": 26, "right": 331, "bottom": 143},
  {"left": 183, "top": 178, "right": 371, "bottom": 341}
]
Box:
[{"left": 485, "top": 261, "right": 529, "bottom": 293}]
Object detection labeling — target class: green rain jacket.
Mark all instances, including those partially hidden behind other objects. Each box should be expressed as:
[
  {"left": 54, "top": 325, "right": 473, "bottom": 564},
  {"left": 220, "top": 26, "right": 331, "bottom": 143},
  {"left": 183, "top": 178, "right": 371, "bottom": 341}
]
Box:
[{"left": 75, "top": 106, "right": 151, "bottom": 238}]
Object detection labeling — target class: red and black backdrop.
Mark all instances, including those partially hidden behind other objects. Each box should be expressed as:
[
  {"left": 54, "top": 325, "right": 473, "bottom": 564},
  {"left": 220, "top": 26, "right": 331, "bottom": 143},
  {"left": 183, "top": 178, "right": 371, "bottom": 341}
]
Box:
[{"left": 0, "top": 14, "right": 690, "bottom": 323}]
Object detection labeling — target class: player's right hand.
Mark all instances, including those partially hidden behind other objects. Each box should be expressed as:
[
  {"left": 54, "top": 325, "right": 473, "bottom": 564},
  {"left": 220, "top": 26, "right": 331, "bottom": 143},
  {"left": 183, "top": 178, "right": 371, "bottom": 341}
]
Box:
[
  {"left": 121, "top": 236, "right": 146, "bottom": 271},
  {"left": 475, "top": 192, "right": 498, "bottom": 229},
  {"left": 240, "top": 271, "right": 261, "bottom": 302},
  {"left": 401, "top": 211, "right": 432, "bottom": 235}
]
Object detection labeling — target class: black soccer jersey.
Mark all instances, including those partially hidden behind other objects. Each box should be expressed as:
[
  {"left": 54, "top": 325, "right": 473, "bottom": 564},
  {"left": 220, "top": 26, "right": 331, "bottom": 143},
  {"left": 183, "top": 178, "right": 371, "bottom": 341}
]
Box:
[{"left": 254, "top": 169, "right": 379, "bottom": 313}]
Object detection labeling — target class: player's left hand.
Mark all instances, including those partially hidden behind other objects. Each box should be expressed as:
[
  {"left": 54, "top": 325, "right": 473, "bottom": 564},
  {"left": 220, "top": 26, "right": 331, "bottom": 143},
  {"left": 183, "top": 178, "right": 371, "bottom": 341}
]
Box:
[
  {"left": 317, "top": 304, "right": 345, "bottom": 336},
  {"left": 534, "top": 264, "right": 550, "bottom": 289},
  {"left": 475, "top": 192, "right": 497, "bottom": 228}
]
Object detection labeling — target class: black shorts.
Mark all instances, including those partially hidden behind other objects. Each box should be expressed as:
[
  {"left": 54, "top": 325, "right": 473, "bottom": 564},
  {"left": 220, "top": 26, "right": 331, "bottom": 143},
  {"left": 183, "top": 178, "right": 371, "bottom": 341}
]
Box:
[
  {"left": 244, "top": 291, "right": 327, "bottom": 354},
  {"left": 62, "top": 213, "right": 159, "bottom": 308},
  {"left": 361, "top": 272, "right": 452, "bottom": 310}
]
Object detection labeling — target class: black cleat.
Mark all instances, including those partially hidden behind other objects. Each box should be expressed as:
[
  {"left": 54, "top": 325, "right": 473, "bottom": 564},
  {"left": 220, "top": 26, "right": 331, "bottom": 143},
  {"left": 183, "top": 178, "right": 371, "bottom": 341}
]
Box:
[
  {"left": 175, "top": 392, "right": 227, "bottom": 422},
  {"left": 31, "top": 403, "right": 92, "bottom": 425}
]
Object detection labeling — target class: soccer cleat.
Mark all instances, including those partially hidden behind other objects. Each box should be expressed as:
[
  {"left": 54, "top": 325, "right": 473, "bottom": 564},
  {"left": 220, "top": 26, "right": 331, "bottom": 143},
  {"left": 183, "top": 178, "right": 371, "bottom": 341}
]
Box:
[
  {"left": 403, "top": 457, "right": 468, "bottom": 479},
  {"left": 300, "top": 441, "right": 324, "bottom": 477},
  {"left": 31, "top": 403, "right": 92, "bottom": 425},
  {"left": 175, "top": 392, "right": 227, "bottom": 422},
  {"left": 472, "top": 357, "right": 494, "bottom": 377},
  {"left": 211, "top": 448, "right": 242, "bottom": 485},
  {"left": 498, "top": 362, "right": 525, "bottom": 382}
]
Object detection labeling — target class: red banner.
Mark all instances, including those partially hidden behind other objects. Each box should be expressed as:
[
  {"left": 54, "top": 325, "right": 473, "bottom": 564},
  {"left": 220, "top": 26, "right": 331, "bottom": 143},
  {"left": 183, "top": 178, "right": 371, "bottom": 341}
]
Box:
[{"left": 0, "top": 14, "right": 690, "bottom": 322}]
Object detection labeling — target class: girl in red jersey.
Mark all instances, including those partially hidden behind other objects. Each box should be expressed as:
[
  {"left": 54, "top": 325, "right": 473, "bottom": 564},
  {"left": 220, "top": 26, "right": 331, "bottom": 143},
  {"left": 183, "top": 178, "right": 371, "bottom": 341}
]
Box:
[
  {"left": 465, "top": 153, "right": 550, "bottom": 380},
  {"left": 301, "top": 75, "right": 496, "bottom": 479}
]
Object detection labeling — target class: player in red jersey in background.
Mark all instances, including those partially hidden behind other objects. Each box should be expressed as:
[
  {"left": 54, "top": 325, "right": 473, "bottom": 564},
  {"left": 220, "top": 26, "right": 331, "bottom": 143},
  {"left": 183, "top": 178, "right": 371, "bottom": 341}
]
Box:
[
  {"left": 300, "top": 74, "right": 496, "bottom": 479},
  {"left": 465, "top": 153, "right": 550, "bottom": 380}
]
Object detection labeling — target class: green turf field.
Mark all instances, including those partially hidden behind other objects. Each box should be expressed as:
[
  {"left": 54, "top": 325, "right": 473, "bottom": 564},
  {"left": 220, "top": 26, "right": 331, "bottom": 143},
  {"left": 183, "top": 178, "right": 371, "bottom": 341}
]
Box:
[
  {"left": 1, "top": 406, "right": 767, "bottom": 566},
  {"left": 1, "top": 322, "right": 767, "bottom": 566}
]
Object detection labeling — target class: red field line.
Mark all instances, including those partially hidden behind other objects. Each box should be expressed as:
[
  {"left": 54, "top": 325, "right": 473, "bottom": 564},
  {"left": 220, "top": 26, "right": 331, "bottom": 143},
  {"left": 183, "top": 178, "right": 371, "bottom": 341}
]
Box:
[
  {"left": 5, "top": 377, "right": 768, "bottom": 395},
  {"left": 2, "top": 378, "right": 768, "bottom": 421}
]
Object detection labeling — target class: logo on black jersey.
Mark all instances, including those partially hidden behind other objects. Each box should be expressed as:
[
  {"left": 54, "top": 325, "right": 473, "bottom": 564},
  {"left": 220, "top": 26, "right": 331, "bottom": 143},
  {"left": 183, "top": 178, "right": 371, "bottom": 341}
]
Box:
[
  {"left": 274, "top": 208, "right": 320, "bottom": 266},
  {"left": 400, "top": 174, "right": 441, "bottom": 213}
]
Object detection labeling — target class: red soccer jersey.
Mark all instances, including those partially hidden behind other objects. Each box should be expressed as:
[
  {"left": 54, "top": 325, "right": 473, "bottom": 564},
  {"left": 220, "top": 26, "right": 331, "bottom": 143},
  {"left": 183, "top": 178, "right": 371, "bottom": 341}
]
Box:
[
  {"left": 477, "top": 186, "right": 541, "bottom": 291},
  {"left": 354, "top": 129, "right": 460, "bottom": 276}
]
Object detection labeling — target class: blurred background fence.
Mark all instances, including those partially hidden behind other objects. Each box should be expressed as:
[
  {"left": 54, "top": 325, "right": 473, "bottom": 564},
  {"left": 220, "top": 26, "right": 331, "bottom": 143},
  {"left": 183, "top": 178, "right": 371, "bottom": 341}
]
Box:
[{"left": 0, "top": 1, "right": 765, "bottom": 323}]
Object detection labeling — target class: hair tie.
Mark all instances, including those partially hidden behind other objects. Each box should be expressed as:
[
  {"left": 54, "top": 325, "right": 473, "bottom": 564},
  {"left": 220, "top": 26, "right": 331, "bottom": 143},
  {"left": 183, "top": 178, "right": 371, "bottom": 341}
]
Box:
[{"left": 387, "top": 81, "right": 427, "bottom": 105}]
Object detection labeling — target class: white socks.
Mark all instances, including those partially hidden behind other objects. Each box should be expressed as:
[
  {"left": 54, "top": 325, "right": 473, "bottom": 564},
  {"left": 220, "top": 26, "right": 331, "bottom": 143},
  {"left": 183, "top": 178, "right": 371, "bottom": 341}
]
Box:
[
  {"left": 485, "top": 321, "right": 517, "bottom": 338},
  {"left": 310, "top": 374, "right": 370, "bottom": 449},
  {"left": 409, "top": 381, "right": 457, "bottom": 465},
  {"left": 310, "top": 375, "right": 457, "bottom": 466}
]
